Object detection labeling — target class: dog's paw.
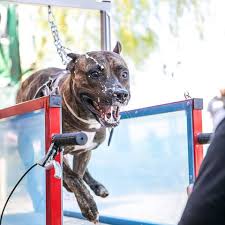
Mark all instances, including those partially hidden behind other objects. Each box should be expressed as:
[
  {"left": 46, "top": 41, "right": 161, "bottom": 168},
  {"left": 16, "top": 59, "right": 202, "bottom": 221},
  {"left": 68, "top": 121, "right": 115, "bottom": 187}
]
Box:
[
  {"left": 63, "top": 162, "right": 99, "bottom": 222},
  {"left": 74, "top": 186, "right": 99, "bottom": 223},
  {"left": 65, "top": 173, "right": 99, "bottom": 222},
  {"left": 90, "top": 184, "right": 109, "bottom": 198}
]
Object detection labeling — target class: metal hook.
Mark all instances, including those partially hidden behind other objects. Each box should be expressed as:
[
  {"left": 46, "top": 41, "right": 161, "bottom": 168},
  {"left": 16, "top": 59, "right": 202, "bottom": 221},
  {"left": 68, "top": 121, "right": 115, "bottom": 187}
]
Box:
[{"left": 184, "top": 91, "right": 191, "bottom": 99}]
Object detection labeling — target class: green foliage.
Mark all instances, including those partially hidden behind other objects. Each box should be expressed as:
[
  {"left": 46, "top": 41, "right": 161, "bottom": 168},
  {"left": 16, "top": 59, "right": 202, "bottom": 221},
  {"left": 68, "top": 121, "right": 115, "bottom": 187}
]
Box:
[
  {"left": 7, "top": 5, "right": 22, "bottom": 83},
  {"left": 27, "top": 0, "right": 209, "bottom": 68},
  {"left": 112, "top": 0, "right": 207, "bottom": 65},
  {"left": 34, "top": 7, "right": 100, "bottom": 68},
  {"left": 165, "top": 0, "right": 206, "bottom": 37},
  {"left": 112, "top": 0, "right": 157, "bottom": 65},
  {"left": 0, "top": 5, "right": 22, "bottom": 84},
  {"left": 0, "top": 0, "right": 209, "bottom": 82}
]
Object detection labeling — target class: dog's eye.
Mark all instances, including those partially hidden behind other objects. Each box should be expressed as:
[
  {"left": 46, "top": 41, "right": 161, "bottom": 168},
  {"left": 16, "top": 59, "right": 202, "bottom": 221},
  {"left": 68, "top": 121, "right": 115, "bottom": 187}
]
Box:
[
  {"left": 121, "top": 71, "right": 129, "bottom": 79},
  {"left": 89, "top": 71, "right": 101, "bottom": 79}
]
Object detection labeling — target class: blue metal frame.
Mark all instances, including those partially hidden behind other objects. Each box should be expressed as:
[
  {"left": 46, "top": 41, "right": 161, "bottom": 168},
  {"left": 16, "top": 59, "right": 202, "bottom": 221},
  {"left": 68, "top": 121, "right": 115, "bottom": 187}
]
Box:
[
  {"left": 121, "top": 99, "right": 195, "bottom": 183},
  {"left": 122, "top": 99, "right": 191, "bottom": 119},
  {"left": 185, "top": 101, "right": 195, "bottom": 183},
  {"left": 64, "top": 211, "right": 169, "bottom": 225},
  {"left": 64, "top": 99, "right": 198, "bottom": 224}
]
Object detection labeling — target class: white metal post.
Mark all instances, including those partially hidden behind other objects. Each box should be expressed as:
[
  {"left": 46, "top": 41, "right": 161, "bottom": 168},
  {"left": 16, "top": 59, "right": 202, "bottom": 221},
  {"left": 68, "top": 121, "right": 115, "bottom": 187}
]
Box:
[{"left": 100, "top": 10, "right": 111, "bottom": 51}]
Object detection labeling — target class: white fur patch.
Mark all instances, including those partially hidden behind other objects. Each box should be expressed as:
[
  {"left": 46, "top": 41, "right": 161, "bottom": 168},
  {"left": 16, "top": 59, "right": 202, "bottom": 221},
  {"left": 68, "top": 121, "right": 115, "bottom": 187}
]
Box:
[{"left": 88, "top": 119, "right": 101, "bottom": 129}]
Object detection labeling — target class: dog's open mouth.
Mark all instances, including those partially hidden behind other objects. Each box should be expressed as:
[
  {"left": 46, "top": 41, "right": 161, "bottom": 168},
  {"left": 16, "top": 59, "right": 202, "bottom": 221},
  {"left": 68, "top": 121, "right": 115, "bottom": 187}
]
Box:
[{"left": 81, "top": 94, "right": 121, "bottom": 127}]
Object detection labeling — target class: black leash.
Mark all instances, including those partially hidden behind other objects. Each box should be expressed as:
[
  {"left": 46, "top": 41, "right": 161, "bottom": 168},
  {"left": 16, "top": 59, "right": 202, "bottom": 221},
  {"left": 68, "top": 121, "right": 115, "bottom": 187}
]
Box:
[
  {"left": 108, "top": 128, "right": 114, "bottom": 146},
  {"left": 0, "top": 163, "right": 38, "bottom": 225},
  {"left": 0, "top": 132, "right": 87, "bottom": 224}
]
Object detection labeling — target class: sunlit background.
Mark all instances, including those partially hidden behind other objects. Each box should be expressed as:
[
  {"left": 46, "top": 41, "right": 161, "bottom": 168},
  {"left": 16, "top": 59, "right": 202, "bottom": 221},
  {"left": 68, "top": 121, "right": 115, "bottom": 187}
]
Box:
[
  {"left": 1, "top": 0, "right": 225, "bottom": 132},
  {"left": 0, "top": 1, "right": 224, "bottom": 224}
]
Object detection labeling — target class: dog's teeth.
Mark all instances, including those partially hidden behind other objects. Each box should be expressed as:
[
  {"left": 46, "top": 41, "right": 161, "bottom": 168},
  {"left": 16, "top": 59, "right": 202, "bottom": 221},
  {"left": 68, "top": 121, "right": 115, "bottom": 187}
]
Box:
[{"left": 106, "top": 107, "right": 114, "bottom": 123}]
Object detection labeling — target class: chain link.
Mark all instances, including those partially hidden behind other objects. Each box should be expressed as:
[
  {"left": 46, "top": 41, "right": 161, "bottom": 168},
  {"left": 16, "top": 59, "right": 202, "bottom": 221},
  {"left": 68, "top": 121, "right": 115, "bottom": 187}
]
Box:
[
  {"left": 48, "top": 5, "right": 71, "bottom": 65},
  {"left": 184, "top": 90, "right": 191, "bottom": 99}
]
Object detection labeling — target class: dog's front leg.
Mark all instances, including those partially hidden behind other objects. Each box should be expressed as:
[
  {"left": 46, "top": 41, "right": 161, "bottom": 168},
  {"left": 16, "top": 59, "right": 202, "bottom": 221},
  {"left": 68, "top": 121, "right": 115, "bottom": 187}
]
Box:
[
  {"left": 73, "top": 150, "right": 92, "bottom": 177},
  {"left": 63, "top": 158, "right": 99, "bottom": 222},
  {"left": 72, "top": 151, "right": 109, "bottom": 198},
  {"left": 83, "top": 169, "right": 109, "bottom": 198},
  {"left": 63, "top": 151, "right": 91, "bottom": 192}
]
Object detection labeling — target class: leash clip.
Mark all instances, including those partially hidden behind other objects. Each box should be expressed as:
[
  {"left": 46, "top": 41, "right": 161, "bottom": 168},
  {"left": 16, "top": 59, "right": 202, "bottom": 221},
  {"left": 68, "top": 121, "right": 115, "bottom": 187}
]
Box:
[
  {"left": 38, "top": 132, "right": 88, "bottom": 179},
  {"left": 38, "top": 143, "right": 63, "bottom": 179},
  {"left": 44, "top": 160, "right": 62, "bottom": 179}
]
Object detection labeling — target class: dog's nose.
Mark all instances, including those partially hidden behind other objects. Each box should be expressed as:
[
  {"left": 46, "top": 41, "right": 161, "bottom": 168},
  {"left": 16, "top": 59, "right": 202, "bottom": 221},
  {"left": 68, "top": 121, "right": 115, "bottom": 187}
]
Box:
[{"left": 112, "top": 89, "right": 129, "bottom": 103}]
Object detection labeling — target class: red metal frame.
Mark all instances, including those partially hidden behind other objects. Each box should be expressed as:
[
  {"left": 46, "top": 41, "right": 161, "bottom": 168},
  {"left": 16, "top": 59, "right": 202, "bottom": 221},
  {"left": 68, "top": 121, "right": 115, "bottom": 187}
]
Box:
[
  {"left": 0, "top": 97, "right": 48, "bottom": 119},
  {"left": 0, "top": 96, "right": 62, "bottom": 225},
  {"left": 192, "top": 109, "right": 204, "bottom": 177},
  {"left": 45, "top": 98, "right": 62, "bottom": 225}
]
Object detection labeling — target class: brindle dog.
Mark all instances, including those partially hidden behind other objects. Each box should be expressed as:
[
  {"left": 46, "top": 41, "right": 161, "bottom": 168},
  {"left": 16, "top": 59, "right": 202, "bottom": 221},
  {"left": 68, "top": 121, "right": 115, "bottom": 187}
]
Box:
[{"left": 16, "top": 42, "right": 130, "bottom": 223}]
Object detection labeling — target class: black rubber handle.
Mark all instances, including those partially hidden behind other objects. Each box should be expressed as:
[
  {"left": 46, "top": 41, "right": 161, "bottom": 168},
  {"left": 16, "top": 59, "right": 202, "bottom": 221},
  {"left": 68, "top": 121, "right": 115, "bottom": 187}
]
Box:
[
  {"left": 52, "top": 132, "right": 88, "bottom": 146},
  {"left": 197, "top": 133, "right": 212, "bottom": 145}
]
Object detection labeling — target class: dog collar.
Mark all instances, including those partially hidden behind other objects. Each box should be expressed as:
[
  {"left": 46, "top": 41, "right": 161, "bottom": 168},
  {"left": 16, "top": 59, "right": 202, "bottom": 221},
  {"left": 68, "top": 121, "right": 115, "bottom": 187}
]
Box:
[{"left": 62, "top": 93, "right": 101, "bottom": 128}]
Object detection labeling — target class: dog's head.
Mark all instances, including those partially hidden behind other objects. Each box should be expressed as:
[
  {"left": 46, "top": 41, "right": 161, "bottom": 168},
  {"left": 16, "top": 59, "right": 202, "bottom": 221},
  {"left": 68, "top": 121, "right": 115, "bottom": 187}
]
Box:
[{"left": 66, "top": 42, "right": 130, "bottom": 128}]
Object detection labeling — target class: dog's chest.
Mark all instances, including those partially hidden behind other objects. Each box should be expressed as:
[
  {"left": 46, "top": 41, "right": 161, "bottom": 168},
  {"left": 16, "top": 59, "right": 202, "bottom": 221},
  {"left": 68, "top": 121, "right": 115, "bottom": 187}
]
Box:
[{"left": 73, "top": 131, "right": 97, "bottom": 151}]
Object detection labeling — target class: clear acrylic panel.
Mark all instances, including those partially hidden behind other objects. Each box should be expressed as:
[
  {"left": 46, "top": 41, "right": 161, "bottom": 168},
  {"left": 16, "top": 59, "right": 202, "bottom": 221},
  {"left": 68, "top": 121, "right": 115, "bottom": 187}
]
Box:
[
  {"left": 0, "top": 109, "right": 46, "bottom": 225},
  {"left": 64, "top": 110, "right": 190, "bottom": 225}
]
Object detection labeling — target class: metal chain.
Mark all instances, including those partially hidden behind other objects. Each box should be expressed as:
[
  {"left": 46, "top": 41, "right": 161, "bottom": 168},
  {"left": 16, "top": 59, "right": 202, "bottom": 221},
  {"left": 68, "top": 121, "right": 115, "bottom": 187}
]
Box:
[
  {"left": 48, "top": 5, "right": 71, "bottom": 65},
  {"left": 184, "top": 91, "right": 191, "bottom": 99}
]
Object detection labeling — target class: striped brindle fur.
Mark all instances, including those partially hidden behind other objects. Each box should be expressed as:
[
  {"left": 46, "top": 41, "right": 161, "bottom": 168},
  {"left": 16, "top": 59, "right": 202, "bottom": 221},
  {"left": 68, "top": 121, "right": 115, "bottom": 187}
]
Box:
[{"left": 16, "top": 42, "right": 130, "bottom": 223}]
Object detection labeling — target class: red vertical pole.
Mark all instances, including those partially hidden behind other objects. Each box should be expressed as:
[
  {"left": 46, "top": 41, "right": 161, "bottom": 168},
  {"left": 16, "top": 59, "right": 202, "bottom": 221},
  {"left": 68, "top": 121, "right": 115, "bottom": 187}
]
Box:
[
  {"left": 0, "top": 96, "right": 62, "bottom": 225},
  {"left": 45, "top": 96, "right": 62, "bottom": 225},
  {"left": 192, "top": 107, "right": 204, "bottom": 177}
]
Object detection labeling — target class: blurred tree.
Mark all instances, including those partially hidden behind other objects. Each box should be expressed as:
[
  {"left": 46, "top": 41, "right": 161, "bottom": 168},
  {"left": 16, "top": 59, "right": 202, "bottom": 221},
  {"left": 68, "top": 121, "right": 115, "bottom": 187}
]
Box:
[
  {"left": 34, "top": 7, "right": 100, "bottom": 68},
  {"left": 0, "top": 0, "right": 209, "bottom": 82},
  {"left": 33, "top": 0, "right": 207, "bottom": 67},
  {"left": 112, "top": 0, "right": 207, "bottom": 64},
  {"left": 7, "top": 5, "right": 22, "bottom": 83},
  {"left": 0, "top": 5, "right": 22, "bottom": 84}
]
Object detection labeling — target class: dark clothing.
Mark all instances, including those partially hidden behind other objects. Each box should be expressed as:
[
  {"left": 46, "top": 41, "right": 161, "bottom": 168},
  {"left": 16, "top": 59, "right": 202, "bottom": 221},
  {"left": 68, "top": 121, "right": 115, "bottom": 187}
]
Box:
[{"left": 178, "top": 119, "right": 225, "bottom": 225}]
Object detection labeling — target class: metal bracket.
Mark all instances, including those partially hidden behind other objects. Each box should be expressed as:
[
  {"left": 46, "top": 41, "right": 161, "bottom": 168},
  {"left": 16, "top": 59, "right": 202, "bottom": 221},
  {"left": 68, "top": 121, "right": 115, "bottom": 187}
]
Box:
[
  {"left": 38, "top": 132, "right": 88, "bottom": 180},
  {"left": 193, "top": 98, "right": 203, "bottom": 110},
  {"left": 49, "top": 95, "right": 62, "bottom": 108}
]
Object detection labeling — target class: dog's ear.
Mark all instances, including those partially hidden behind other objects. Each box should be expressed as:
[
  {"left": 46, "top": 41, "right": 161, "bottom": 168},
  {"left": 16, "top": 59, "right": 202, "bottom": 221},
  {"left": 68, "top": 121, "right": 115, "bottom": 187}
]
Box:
[
  {"left": 66, "top": 53, "right": 80, "bottom": 74},
  {"left": 66, "top": 61, "right": 75, "bottom": 74},
  {"left": 67, "top": 53, "right": 79, "bottom": 61},
  {"left": 113, "top": 41, "right": 122, "bottom": 54}
]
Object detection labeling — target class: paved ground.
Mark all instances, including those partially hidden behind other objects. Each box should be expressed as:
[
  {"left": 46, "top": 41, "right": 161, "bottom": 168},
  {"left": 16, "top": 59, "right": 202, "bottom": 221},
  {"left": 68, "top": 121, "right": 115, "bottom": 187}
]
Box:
[{"left": 64, "top": 217, "right": 109, "bottom": 225}]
